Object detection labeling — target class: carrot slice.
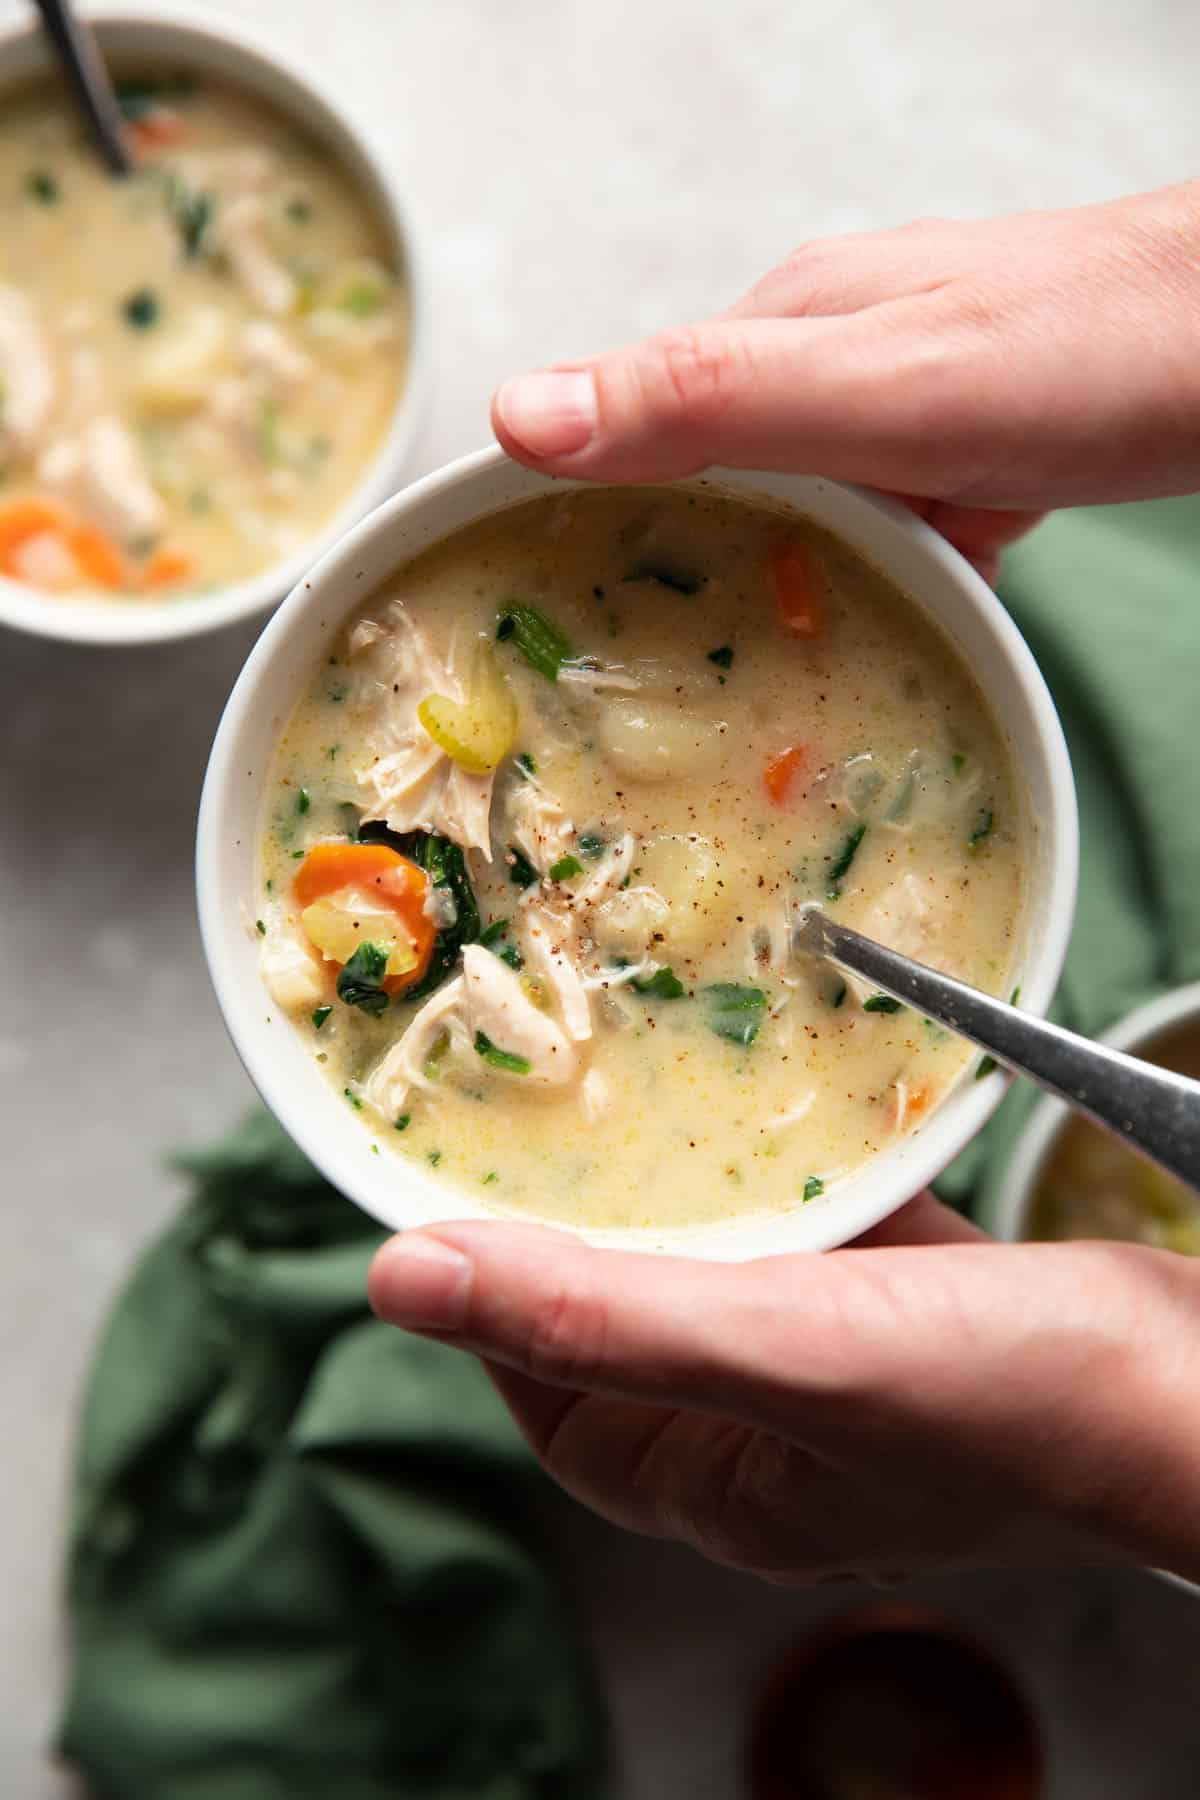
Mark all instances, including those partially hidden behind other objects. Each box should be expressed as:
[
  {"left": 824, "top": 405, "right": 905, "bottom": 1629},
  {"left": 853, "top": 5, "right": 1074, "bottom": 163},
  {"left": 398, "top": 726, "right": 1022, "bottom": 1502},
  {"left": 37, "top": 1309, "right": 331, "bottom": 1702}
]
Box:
[
  {"left": 142, "top": 546, "right": 194, "bottom": 590},
  {"left": 293, "top": 842, "right": 435, "bottom": 994},
  {"left": 768, "top": 538, "right": 826, "bottom": 638},
  {"left": 763, "top": 744, "right": 807, "bottom": 805},
  {"left": 0, "top": 497, "right": 72, "bottom": 570},
  {"left": 129, "top": 111, "right": 187, "bottom": 151},
  {"left": 69, "top": 522, "right": 129, "bottom": 589}
]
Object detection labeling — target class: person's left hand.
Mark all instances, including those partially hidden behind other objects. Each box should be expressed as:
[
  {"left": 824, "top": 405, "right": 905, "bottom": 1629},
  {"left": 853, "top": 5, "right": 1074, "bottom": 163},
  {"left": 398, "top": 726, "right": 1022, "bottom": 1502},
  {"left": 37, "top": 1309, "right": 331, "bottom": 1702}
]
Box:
[{"left": 368, "top": 1192, "right": 1200, "bottom": 1585}]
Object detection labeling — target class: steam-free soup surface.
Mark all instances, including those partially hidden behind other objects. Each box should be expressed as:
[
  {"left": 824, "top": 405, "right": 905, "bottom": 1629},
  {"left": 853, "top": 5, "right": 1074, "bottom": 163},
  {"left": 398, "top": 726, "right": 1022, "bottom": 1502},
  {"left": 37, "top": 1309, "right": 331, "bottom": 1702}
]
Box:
[
  {"left": 258, "top": 486, "right": 1026, "bottom": 1232},
  {"left": 1031, "top": 1023, "right": 1200, "bottom": 1254},
  {"left": 0, "top": 72, "right": 407, "bottom": 601}
]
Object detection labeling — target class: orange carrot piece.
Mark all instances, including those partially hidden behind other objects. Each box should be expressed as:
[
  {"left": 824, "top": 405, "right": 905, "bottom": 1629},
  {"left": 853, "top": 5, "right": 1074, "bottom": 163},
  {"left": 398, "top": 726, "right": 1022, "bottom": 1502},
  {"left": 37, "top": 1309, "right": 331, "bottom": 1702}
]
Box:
[
  {"left": 0, "top": 497, "right": 72, "bottom": 570},
  {"left": 907, "top": 1084, "right": 934, "bottom": 1119},
  {"left": 129, "top": 110, "right": 187, "bottom": 151},
  {"left": 763, "top": 744, "right": 807, "bottom": 805},
  {"left": 142, "top": 546, "right": 194, "bottom": 590},
  {"left": 293, "top": 841, "right": 435, "bottom": 993},
  {"left": 768, "top": 538, "right": 826, "bottom": 638},
  {"left": 69, "top": 522, "right": 129, "bottom": 589}
]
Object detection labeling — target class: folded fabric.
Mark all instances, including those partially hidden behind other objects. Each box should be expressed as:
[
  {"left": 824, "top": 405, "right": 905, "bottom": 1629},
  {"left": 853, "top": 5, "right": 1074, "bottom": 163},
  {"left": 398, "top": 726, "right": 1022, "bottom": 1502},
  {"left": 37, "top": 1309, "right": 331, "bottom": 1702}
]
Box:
[{"left": 59, "top": 1111, "right": 607, "bottom": 1799}]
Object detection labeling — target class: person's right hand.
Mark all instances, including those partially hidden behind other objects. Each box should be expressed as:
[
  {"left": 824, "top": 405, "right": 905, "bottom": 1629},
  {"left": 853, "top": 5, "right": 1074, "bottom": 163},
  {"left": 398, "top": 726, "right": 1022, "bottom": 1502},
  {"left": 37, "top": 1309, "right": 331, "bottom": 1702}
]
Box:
[{"left": 492, "top": 181, "right": 1200, "bottom": 581}]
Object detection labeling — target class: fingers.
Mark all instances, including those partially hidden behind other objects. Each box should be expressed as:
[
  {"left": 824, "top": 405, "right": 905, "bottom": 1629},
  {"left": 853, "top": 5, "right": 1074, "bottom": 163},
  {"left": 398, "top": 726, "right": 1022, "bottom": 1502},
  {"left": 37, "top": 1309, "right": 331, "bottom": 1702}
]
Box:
[
  {"left": 723, "top": 219, "right": 961, "bottom": 322},
  {"left": 367, "top": 1212, "right": 1049, "bottom": 1439},
  {"left": 491, "top": 303, "right": 1009, "bottom": 491},
  {"left": 848, "top": 1187, "right": 986, "bottom": 1249}
]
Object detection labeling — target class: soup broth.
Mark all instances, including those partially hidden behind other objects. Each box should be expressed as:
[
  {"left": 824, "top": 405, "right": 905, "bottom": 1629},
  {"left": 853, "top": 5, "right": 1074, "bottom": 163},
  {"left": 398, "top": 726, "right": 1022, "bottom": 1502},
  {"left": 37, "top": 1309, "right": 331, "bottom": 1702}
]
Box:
[
  {"left": 0, "top": 71, "right": 407, "bottom": 601},
  {"left": 257, "top": 485, "right": 1027, "bottom": 1232}
]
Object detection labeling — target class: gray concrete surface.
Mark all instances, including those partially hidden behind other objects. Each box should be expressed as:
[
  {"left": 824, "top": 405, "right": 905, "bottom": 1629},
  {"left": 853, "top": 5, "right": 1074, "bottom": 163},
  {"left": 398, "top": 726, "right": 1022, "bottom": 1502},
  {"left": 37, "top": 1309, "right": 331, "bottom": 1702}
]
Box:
[{"left": 4, "top": 0, "right": 1200, "bottom": 1793}]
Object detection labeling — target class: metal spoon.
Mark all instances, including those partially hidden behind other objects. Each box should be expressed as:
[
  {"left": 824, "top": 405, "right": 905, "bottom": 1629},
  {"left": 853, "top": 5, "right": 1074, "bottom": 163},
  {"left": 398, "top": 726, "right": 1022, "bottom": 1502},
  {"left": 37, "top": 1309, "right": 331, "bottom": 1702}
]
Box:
[
  {"left": 34, "top": 0, "right": 133, "bottom": 176},
  {"left": 793, "top": 907, "right": 1200, "bottom": 1193}
]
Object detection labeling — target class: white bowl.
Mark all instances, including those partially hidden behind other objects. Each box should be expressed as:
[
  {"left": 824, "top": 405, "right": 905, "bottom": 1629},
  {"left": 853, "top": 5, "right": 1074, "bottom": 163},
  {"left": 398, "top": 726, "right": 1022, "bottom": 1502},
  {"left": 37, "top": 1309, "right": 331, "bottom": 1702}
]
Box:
[
  {"left": 984, "top": 982, "right": 1200, "bottom": 1244},
  {"left": 197, "top": 448, "right": 1079, "bottom": 1260},
  {"left": 0, "top": 6, "right": 428, "bottom": 648}
]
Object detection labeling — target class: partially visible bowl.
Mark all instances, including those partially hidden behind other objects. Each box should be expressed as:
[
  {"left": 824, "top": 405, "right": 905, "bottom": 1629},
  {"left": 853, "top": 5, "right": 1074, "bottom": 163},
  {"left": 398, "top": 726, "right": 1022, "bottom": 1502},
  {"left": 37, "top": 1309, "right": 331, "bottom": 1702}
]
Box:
[
  {"left": 0, "top": 6, "right": 428, "bottom": 647},
  {"left": 197, "top": 446, "right": 1078, "bottom": 1261},
  {"left": 985, "top": 982, "right": 1200, "bottom": 1246}
]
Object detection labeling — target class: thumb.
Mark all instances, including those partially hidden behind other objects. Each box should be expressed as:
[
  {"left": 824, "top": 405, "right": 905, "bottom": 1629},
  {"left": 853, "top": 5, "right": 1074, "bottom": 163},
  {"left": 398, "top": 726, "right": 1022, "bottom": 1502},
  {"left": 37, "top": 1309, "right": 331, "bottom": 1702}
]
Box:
[{"left": 490, "top": 304, "right": 1006, "bottom": 494}]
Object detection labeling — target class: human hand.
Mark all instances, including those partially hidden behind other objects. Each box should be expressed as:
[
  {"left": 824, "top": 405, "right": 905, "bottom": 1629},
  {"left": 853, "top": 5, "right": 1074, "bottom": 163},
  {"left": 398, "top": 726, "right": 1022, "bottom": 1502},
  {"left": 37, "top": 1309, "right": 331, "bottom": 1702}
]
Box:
[
  {"left": 492, "top": 182, "right": 1200, "bottom": 582},
  {"left": 369, "top": 1192, "right": 1200, "bottom": 1585}
]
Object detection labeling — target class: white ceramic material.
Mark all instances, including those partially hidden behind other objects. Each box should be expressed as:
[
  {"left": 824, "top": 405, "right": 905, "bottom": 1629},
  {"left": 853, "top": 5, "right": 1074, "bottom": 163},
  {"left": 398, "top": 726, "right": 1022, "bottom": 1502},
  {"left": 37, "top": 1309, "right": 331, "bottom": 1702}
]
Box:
[
  {"left": 0, "top": 7, "right": 428, "bottom": 647},
  {"left": 986, "top": 981, "right": 1200, "bottom": 1244},
  {"left": 197, "top": 447, "right": 1079, "bottom": 1259}
]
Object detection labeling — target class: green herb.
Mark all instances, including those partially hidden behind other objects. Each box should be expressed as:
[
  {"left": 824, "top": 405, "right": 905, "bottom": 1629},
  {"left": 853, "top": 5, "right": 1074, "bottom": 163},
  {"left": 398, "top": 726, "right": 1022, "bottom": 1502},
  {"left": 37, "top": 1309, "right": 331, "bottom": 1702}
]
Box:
[
  {"left": 166, "top": 178, "right": 213, "bottom": 259},
  {"left": 311, "top": 1004, "right": 332, "bottom": 1030},
  {"left": 831, "top": 982, "right": 847, "bottom": 1009},
  {"left": 25, "top": 170, "right": 59, "bottom": 204},
  {"left": 479, "top": 917, "right": 509, "bottom": 946},
  {"left": 704, "top": 983, "right": 768, "bottom": 1045},
  {"left": 336, "top": 941, "right": 390, "bottom": 1016},
  {"left": 482, "top": 1171, "right": 499, "bottom": 1185},
  {"left": 359, "top": 824, "right": 481, "bottom": 1002},
  {"left": 577, "top": 831, "right": 605, "bottom": 858},
  {"left": 950, "top": 752, "right": 966, "bottom": 775},
  {"left": 499, "top": 945, "right": 524, "bottom": 970},
  {"left": 122, "top": 288, "right": 160, "bottom": 329},
  {"left": 623, "top": 557, "right": 706, "bottom": 596},
  {"left": 474, "top": 1031, "right": 531, "bottom": 1075},
  {"left": 517, "top": 751, "right": 537, "bottom": 775},
  {"left": 549, "top": 853, "right": 583, "bottom": 881},
  {"left": 968, "top": 808, "right": 994, "bottom": 850},
  {"left": 285, "top": 196, "right": 312, "bottom": 223},
  {"left": 295, "top": 788, "right": 312, "bottom": 817},
  {"left": 428, "top": 1149, "right": 442, "bottom": 1167},
  {"left": 339, "top": 279, "right": 385, "bottom": 317},
  {"left": 506, "top": 845, "right": 539, "bottom": 888},
  {"left": 255, "top": 918, "right": 266, "bottom": 936},
  {"left": 291, "top": 849, "right": 304, "bottom": 860},
  {"left": 802, "top": 1175, "right": 825, "bottom": 1203},
  {"left": 327, "top": 744, "right": 340, "bottom": 760},
  {"left": 115, "top": 73, "right": 195, "bottom": 120},
  {"left": 394, "top": 1113, "right": 411, "bottom": 1131},
  {"left": 827, "top": 824, "right": 866, "bottom": 899},
  {"left": 863, "top": 995, "right": 902, "bottom": 1014},
  {"left": 496, "top": 603, "right": 576, "bottom": 680},
  {"left": 344, "top": 1087, "right": 363, "bottom": 1110},
  {"left": 632, "top": 966, "right": 685, "bottom": 999},
  {"left": 707, "top": 645, "right": 734, "bottom": 669}
]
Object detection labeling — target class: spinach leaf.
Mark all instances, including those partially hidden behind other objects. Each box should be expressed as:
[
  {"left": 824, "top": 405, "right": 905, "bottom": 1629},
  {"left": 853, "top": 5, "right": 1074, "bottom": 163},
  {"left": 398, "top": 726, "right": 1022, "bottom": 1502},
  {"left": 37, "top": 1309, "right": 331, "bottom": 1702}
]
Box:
[
  {"left": 632, "top": 966, "right": 685, "bottom": 999},
  {"left": 549, "top": 853, "right": 583, "bottom": 881},
  {"left": 337, "top": 942, "right": 390, "bottom": 1016},
  {"left": 863, "top": 995, "right": 902, "bottom": 1014},
  {"left": 968, "top": 808, "right": 994, "bottom": 850},
  {"left": 496, "top": 603, "right": 575, "bottom": 679},
  {"left": 707, "top": 645, "right": 734, "bottom": 669},
  {"left": 827, "top": 823, "right": 866, "bottom": 899},
  {"left": 506, "top": 845, "right": 539, "bottom": 888},
  {"left": 475, "top": 1031, "right": 531, "bottom": 1075},
  {"left": 704, "top": 983, "right": 768, "bottom": 1045},
  {"left": 803, "top": 1175, "right": 825, "bottom": 1203}
]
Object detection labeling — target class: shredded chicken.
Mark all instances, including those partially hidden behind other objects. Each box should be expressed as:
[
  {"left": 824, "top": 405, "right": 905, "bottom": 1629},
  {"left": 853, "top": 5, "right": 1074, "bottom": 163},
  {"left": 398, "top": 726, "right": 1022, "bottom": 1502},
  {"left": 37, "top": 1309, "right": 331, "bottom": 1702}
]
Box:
[
  {"left": 580, "top": 1069, "right": 611, "bottom": 1121},
  {"left": 259, "top": 912, "right": 326, "bottom": 1014},
  {"left": 220, "top": 194, "right": 297, "bottom": 315},
  {"left": 506, "top": 776, "right": 576, "bottom": 872},
  {"left": 524, "top": 909, "right": 593, "bottom": 1042},
  {"left": 353, "top": 605, "right": 495, "bottom": 858},
  {"left": 462, "top": 946, "right": 578, "bottom": 1081},
  {"left": 763, "top": 1091, "right": 817, "bottom": 1133},
  {"left": 0, "top": 285, "right": 55, "bottom": 458},
  {"left": 362, "top": 976, "right": 470, "bottom": 1119},
  {"left": 39, "top": 415, "right": 165, "bottom": 541},
  {"left": 239, "top": 319, "right": 313, "bottom": 387}
]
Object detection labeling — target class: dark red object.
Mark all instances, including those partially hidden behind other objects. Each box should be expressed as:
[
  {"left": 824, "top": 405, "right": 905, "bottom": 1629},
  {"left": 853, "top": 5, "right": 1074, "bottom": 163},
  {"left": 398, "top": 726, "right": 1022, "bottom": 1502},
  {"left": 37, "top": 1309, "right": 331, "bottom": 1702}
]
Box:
[{"left": 747, "top": 1606, "right": 1044, "bottom": 1800}]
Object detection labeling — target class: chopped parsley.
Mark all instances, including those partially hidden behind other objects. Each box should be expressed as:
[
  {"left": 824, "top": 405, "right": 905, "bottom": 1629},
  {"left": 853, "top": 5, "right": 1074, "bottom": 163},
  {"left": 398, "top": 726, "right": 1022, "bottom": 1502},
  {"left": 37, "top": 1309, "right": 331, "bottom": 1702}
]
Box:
[
  {"left": 475, "top": 1032, "right": 531, "bottom": 1075},
  {"left": 707, "top": 645, "right": 734, "bottom": 670},
  {"left": 311, "top": 1005, "right": 332, "bottom": 1030},
  {"left": 704, "top": 983, "right": 768, "bottom": 1045},
  {"left": 25, "top": 170, "right": 59, "bottom": 204},
  {"left": 968, "top": 808, "right": 995, "bottom": 850},
  {"left": 507, "top": 845, "right": 539, "bottom": 888},
  {"left": 496, "top": 603, "right": 576, "bottom": 680},
  {"left": 428, "top": 1150, "right": 442, "bottom": 1167},
  {"left": 863, "top": 995, "right": 902, "bottom": 1014},
  {"left": 498, "top": 944, "right": 524, "bottom": 970},
  {"left": 831, "top": 982, "right": 847, "bottom": 1009},
  {"left": 517, "top": 750, "right": 538, "bottom": 776},
  {"left": 827, "top": 824, "right": 866, "bottom": 899},
  {"left": 122, "top": 288, "right": 160, "bottom": 329},
  {"left": 478, "top": 917, "right": 509, "bottom": 946},
  {"left": 950, "top": 752, "right": 966, "bottom": 775},
  {"left": 336, "top": 941, "right": 390, "bottom": 1017},
  {"left": 632, "top": 966, "right": 685, "bottom": 1000},
  {"left": 344, "top": 1087, "right": 363, "bottom": 1110},
  {"left": 255, "top": 918, "right": 266, "bottom": 936},
  {"left": 549, "top": 853, "right": 583, "bottom": 882},
  {"left": 296, "top": 787, "right": 311, "bottom": 814},
  {"left": 482, "top": 1171, "right": 499, "bottom": 1185},
  {"left": 394, "top": 1113, "right": 411, "bottom": 1131},
  {"left": 802, "top": 1175, "right": 825, "bottom": 1204}
]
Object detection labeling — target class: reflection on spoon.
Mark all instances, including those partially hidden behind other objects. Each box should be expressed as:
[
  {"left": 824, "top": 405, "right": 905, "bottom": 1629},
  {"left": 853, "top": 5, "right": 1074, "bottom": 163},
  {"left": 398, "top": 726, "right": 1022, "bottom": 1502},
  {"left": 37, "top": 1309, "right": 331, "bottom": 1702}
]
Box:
[{"left": 33, "top": 0, "right": 133, "bottom": 176}]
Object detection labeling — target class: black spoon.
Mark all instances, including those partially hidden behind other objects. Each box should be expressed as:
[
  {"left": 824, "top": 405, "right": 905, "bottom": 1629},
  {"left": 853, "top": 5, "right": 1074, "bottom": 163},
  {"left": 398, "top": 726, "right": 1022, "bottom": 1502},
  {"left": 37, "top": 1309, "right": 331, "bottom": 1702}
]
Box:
[{"left": 33, "top": 0, "right": 133, "bottom": 176}]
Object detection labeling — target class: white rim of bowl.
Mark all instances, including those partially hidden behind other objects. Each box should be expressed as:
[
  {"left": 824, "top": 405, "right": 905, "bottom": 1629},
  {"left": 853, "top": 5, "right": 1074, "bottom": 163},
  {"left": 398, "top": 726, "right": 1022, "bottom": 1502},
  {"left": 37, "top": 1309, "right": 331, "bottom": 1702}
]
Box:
[
  {"left": 0, "top": 4, "right": 429, "bottom": 647},
  {"left": 197, "top": 446, "right": 1079, "bottom": 1260},
  {"left": 987, "top": 980, "right": 1200, "bottom": 1244}
]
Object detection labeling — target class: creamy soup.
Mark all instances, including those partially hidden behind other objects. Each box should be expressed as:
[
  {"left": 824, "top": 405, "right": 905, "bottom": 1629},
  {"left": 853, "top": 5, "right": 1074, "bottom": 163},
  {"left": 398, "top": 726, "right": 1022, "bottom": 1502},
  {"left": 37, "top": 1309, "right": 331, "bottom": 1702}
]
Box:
[
  {"left": 1031, "top": 1023, "right": 1200, "bottom": 1254},
  {"left": 0, "top": 71, "right": 407, "bottom": 601},
  {"left": 256, "top": 486, "right": 1026, "bottom": 1232}
]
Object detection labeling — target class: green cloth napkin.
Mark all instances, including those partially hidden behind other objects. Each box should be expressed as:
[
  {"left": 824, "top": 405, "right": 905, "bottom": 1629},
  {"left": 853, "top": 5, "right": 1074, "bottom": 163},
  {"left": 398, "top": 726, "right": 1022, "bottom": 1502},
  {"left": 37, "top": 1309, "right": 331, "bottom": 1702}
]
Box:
[
  {"left": 58, "top": 1111, "right": 607, "bottom": 1799},
  {"left": 940, "top": 494, "right": 1200, "bottom": 1207},
  {"left": 59, "top": 496, "right": 1200, "bottom": 1795}
]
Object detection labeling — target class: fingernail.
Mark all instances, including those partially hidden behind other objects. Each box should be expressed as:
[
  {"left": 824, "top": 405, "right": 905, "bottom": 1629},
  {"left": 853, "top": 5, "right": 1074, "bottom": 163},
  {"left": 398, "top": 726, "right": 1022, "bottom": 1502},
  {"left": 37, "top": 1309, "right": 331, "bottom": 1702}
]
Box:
[
  {"left": 494, "top": 371, "right": 597, "bottom": 458},
  {"left": 372, "top": 1235, "right": 471, "bottom": 1330}
]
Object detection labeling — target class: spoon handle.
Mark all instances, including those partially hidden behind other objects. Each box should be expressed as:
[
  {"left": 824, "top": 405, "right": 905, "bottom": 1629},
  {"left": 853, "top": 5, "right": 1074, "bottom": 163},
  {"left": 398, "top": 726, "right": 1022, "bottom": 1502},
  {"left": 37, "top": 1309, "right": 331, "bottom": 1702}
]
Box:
[
  {"left": 794, "top": 909, "right": 1200, "bottom": 1193},
  {"left": 34, "top": 0, "right": 132, "bottom": 176}
]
